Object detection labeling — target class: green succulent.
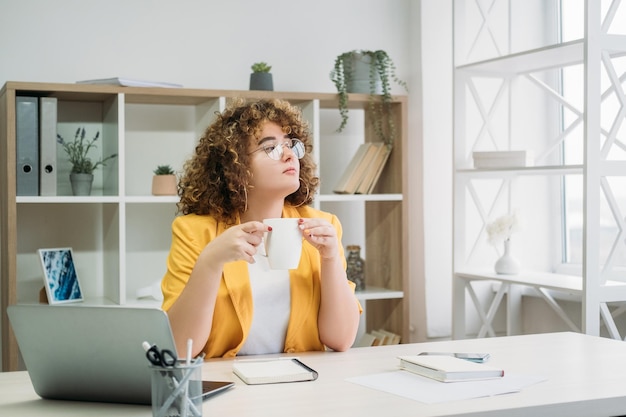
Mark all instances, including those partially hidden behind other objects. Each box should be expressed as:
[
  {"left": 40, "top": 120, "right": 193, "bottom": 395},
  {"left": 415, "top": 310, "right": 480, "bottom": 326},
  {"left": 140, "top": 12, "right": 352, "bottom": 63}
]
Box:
[
  {"left": 153, "top": 165, "right": 175, "bottom": 175},
  {"left": 251, "top": 62, "right": 272, "bottom": 73}
]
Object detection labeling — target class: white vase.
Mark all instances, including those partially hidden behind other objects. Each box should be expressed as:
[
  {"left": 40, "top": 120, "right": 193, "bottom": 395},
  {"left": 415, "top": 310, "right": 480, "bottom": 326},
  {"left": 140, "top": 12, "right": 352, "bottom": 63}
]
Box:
[{"left": 494, "top": 239, "right": 520, "bottom": 275}]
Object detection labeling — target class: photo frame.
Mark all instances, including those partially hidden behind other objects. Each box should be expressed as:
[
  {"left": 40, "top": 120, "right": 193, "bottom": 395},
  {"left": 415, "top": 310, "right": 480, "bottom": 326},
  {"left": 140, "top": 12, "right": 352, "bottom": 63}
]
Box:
[{"left": 38, "top": 247, "right": 84, "bottom": 304}]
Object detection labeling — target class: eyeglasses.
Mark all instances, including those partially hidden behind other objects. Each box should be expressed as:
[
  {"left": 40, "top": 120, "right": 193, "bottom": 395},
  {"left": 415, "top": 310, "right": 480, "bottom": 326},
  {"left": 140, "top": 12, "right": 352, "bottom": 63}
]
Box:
[{"left": 249, "top": 138, "right": 306, "bottom": 160}]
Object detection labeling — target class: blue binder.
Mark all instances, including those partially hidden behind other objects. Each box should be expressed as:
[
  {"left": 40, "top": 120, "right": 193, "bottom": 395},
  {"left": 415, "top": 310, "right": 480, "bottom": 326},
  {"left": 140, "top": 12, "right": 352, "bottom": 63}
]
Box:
[{"left": 16, "top": 96, "right": 39, "bottom": 196}]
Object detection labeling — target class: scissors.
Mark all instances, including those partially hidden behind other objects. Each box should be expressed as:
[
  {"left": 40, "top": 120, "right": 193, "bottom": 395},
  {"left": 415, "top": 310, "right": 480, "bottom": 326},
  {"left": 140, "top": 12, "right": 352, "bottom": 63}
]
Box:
[{"left": 142, "top": 341, "right": 177, "bottom": 367}]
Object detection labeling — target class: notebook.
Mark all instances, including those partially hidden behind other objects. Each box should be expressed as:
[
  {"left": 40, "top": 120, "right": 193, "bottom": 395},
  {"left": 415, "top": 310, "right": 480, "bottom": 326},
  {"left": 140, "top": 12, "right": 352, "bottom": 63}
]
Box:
[{"left": 7, "top": 304, "right": 233, "bottom": 404}]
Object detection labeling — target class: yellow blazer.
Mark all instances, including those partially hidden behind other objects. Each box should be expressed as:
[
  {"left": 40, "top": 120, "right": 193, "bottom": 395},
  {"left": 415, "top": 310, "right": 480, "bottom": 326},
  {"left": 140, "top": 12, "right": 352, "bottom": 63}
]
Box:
[{"left": 161, "top": 204, "right": 359, "bottom": 358}]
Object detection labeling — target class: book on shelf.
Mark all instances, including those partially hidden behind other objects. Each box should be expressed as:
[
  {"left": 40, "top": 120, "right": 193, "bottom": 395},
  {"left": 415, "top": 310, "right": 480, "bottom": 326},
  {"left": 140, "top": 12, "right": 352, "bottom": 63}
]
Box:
[
  {"left": 355, "top": 332, "right": 381, "bottom": 347},
  {"left": 232, "top": 357, "right": 318, "bottom": 385},
  {"left": 472, "top": 150, "right": 533, "bottom": 169},
  {"left": 375, "top": 329, "right": 401, "bottom": 345},
  {"left": 355, "top": 143, "right": 391, "bottom": 194},
  {"left": 76, "top": 77, "right": 183, "bottom": 88},
  {"left": 334, "top": 142, "right": 385, "bottom": 194},
  {"left": 398, "top": 354, "right": 504, "bottom": 383},
  {"left": 356, "top": 329, "right": 401, "bottom": 347},
  {"left": 370, "top": 329, "right": 391, "bottom": 345},
  {"left": 333, "top": 143, "right": 370, "bottom": 194}
]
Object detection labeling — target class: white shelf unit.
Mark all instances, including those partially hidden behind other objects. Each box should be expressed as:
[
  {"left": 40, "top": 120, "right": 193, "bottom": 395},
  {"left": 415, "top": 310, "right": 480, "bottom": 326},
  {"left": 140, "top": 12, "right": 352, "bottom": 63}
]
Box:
[
  {"left": 0, "top": 82, "right": 409, "bottom": 371},
  {"left": 452, "top": 1, "right": 626, "bottom": 339}
]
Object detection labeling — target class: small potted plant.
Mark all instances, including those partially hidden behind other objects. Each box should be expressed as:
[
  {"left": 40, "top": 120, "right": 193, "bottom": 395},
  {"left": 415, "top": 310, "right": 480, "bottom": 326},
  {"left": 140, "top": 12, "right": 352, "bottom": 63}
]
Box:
[
  {"left": 249, "top": 62, "right": 273, "bottom": 91},
  {"left": 57, "top": 127, "right": 117, "bottom": 196},
  {"left": 330, "top": 50, "right": 408, "bottom": 144},
  {"left": 151, "top": 164, "right": 178, "bottom": 196}
]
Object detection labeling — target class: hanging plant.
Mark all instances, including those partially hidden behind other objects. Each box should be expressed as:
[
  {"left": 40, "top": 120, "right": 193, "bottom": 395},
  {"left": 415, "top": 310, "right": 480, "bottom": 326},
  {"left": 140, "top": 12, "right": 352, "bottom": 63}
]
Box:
[{"left": 330, "top": 50, "right": 408, "bottom": 145}]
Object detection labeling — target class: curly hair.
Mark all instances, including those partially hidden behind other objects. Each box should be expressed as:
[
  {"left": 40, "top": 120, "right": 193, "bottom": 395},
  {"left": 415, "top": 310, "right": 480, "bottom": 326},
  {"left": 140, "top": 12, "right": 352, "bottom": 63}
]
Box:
[{"left": 177, "top": 98, "right": 319, "bottom": 224}]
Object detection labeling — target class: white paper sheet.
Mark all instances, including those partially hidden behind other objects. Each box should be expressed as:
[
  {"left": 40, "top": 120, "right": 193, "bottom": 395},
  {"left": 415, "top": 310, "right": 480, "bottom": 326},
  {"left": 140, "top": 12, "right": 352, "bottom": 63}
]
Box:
[{"left": 346, "top": 370, "right": 546, "bottom": 404}]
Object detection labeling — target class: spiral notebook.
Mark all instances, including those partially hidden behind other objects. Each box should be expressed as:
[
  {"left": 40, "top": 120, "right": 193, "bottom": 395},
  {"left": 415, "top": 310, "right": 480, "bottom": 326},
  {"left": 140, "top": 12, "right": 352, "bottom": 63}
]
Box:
[{"left": 232, "top": 357, "right": 318, "bottom": 385}]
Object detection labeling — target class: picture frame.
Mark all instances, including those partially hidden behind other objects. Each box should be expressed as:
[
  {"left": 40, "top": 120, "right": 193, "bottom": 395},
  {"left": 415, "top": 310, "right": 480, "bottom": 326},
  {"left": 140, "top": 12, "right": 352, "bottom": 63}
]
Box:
[{"left": 38, "top": 247, "right": 84, "bottom": 304}]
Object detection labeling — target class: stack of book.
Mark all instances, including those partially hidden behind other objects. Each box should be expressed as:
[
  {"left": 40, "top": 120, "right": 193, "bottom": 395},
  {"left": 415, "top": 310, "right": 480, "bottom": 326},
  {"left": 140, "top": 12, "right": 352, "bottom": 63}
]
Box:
[
  {"left": 356, "top": 329, "right": 401, "bottom": 347},
  {"left": 398, "top": 354, "right": 504, "bottom": 382},
  {"left": 472, "top": 150, "right": 533, "bottom": 169},
  {"left": 333, "top": 142, "right": 392, "bottom": 194}
]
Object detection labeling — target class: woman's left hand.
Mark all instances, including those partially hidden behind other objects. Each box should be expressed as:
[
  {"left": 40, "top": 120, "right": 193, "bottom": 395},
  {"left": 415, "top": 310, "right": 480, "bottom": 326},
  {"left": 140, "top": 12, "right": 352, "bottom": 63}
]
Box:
[{"left": 298, "top": 218, "right": 339, "bottom": 259}]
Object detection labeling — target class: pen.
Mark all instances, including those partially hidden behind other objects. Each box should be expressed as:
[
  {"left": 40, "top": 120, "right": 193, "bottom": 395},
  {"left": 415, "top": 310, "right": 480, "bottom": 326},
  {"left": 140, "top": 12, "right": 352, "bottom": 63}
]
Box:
[
  {"left": 183, "top": 339, "right": 192, "bottom": 417},
  {"left": 186, "top": 338, "right": 192, "bottom": 366},
  {"left": 142, "top": 341, "right": 153, "bottom": 354}
]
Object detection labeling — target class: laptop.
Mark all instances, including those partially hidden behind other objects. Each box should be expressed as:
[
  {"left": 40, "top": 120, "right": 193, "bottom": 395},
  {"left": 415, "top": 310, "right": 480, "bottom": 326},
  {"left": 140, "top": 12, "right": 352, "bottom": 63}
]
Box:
[{"left": 7, "top": 304, "right": 233, "bottom": 405}]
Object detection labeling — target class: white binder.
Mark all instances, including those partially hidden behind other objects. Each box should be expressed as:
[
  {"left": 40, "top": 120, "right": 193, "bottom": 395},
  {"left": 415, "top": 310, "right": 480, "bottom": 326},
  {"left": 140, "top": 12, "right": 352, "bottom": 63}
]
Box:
[
  {"left": 39, "top": 97, "right": 58, "bottom": 196},
  {"left": 16, "top": 96, "right": 39, "bottom": 196}
]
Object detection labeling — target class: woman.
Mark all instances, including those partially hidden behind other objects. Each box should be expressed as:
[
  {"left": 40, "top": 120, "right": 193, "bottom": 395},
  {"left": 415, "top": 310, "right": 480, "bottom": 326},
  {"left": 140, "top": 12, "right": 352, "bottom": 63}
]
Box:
[{"left": 161, "top": 98, "right": 361, "bottom": 358}]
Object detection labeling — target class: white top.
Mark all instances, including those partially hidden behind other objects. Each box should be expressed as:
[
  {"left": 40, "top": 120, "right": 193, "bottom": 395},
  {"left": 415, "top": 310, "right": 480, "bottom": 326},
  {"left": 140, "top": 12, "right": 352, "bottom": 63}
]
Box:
[{"left": 238, "top": 241, "right": 291, "bottom": 355}]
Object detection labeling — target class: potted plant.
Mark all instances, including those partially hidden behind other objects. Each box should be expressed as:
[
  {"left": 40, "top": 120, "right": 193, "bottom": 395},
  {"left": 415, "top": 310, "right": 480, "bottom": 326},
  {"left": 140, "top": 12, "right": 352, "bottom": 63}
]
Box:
[
  {"left": 151, "top": 164, "right": 178, "bottom": 196},
  {"left": 57, "top": 127, "right": 117, "bottom": 196},
  {"left": 249, "top": 62, "right": 273, "bottom": 91},
  {"left": 330, "top": 50, "right": 408, "bottom": 144}
]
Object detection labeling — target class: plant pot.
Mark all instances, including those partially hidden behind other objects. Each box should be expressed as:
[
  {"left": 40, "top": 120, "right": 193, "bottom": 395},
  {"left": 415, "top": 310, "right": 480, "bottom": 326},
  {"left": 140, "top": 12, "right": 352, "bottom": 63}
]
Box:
[
  {"left": 345, "top": 53, "right": 382, "bottom": 94},
  {"left": 249, "top": 73, "right": 273, "bottom": 91},
  {"left": 70, "top": 173, "right": 94, "bottom": 196},
  {"left": 152, "top": 175, "right": 177, "bottom": 196}
]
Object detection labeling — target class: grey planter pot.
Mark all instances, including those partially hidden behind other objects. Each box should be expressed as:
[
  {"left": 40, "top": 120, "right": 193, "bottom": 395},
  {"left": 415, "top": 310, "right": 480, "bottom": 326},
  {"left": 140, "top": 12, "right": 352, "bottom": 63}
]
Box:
[
  {"left": 250, "top": 73, "right": 273, "bottom": 91},
  {"left": 345, "top": 53, "right": 382, "bottom": 94},
  {"left": 70, "top": 173, "right": 94, "bottom": 196}
]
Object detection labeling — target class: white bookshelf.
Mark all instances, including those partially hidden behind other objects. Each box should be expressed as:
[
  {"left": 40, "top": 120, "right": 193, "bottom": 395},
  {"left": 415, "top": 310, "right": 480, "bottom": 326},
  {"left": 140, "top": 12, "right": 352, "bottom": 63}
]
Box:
[{"left": 452, "top": 0, "right": 626, "bottom": 339}]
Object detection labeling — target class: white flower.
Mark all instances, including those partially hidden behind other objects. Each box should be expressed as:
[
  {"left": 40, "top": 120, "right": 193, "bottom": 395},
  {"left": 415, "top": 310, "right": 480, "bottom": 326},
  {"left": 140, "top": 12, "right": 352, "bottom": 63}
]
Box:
[{"left": 486, "top": 212, "right": 520, "bottom": 246}]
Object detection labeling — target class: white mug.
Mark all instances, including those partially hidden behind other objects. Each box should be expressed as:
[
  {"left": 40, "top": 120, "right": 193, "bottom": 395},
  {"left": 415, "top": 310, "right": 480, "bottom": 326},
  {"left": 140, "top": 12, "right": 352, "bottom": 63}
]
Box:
[{"left": 263, "top": 218, "right": 303, "bottom": 270}]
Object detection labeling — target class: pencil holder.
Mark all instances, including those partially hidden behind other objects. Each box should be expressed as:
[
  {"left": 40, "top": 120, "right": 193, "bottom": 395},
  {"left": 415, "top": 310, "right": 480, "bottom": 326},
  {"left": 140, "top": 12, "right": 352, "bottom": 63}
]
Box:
[{"left": 150, "top": 359, "right": 203, "bottom": 417}]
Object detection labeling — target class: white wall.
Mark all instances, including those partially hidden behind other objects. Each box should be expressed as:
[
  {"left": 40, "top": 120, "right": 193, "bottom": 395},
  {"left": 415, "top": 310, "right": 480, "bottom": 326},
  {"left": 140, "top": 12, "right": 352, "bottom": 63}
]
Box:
[{"left": 0, "top": 0, "right": 411, "bottom": 94}]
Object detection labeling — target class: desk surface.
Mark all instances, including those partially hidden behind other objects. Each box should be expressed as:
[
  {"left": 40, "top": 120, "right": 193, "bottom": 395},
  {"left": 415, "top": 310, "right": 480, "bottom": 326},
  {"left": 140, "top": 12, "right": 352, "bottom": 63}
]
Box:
[{"left": 3, "top": 332, "right": 626, "bottom": 417}]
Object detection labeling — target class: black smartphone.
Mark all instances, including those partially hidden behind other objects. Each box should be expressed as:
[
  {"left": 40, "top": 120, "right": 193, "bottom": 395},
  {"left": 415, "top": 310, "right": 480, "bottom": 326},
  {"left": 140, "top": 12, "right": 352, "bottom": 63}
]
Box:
[
  {"left": 418, "top": 352, "right": 491, "bottom": 363},
  {"left": 194, "top": 380, "right": 234, "bottom": 401}
]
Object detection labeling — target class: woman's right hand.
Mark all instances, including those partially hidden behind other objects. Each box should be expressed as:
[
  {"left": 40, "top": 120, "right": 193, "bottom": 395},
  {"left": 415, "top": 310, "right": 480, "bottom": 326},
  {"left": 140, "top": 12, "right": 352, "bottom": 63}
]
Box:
[{"left": 201, "top": 221, "right": 269, "bottom": 265}]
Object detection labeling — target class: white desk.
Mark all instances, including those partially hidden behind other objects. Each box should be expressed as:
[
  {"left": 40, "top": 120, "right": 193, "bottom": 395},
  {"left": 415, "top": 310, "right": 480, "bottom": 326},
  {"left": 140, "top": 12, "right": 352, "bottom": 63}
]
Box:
[
  {"left": 453, "top": 269, "right": 626, "bottom": 339},
  {"left": 3, "top": 332, "right": 626, "bottom": 417}
]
